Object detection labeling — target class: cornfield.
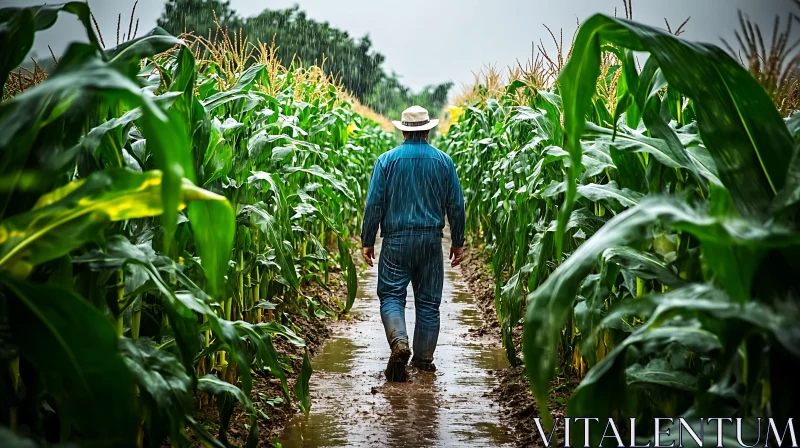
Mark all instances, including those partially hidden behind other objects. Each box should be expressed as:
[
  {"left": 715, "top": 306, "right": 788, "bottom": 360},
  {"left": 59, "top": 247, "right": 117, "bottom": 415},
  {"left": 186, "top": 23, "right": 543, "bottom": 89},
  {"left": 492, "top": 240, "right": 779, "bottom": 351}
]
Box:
[
  {"left": 0, "top": 3, "right": 394, "bottom": 447},
  {"left": 4, "top": 1, "right": 800, "bottom": 447},
  {"left": 441, "top": 11, "right": 800, "bottom": 446}
]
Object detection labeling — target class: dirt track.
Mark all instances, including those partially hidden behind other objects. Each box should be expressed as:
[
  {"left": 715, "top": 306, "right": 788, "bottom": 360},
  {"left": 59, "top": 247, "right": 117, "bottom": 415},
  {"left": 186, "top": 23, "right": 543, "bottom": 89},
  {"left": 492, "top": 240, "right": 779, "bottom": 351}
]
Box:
[{"left": 276, "top": 237, "right": 514, "bottom": 447}]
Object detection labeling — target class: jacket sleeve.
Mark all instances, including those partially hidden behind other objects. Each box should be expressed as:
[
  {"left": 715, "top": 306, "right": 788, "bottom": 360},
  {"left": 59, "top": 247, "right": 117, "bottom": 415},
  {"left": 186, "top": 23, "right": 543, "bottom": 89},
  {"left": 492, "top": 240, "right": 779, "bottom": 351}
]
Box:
[
  {"left": 446, "top": 159, "right": 466, "bottom": 248},
  {"left": 360, "top": 159, "right": 386, "bottom": 247}
]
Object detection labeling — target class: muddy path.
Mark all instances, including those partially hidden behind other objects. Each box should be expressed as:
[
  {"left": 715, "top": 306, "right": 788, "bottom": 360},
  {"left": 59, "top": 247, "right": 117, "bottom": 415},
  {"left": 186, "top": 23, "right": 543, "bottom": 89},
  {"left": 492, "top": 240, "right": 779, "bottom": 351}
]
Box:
[{"left": 277, "top": 237, "right": 515, "bottom": 447}]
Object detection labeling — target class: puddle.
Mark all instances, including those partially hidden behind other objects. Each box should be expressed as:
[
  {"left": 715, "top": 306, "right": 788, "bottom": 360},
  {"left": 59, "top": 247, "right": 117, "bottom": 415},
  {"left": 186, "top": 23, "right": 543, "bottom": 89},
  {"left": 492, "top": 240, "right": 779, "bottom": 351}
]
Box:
[{"left": 277, "top": 236, "right": 513, "bottom": 447}]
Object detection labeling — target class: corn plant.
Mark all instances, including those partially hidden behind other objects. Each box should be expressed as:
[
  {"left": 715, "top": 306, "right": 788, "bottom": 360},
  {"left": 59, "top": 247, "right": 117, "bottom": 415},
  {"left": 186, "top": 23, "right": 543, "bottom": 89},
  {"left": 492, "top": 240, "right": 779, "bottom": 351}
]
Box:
[
  {"left": 441, "top": 13, "right": 800, "bottom": 446},
  {"left": 0, "top": 3, "right": 394, "bottom": 447}
]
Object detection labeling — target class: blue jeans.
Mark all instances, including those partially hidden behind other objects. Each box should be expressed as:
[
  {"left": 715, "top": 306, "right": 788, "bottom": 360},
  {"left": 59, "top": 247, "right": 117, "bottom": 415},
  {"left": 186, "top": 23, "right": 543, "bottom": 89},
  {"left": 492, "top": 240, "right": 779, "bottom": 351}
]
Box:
[{"left": 377, "top": 233, "right": 443, "bottom": 365}]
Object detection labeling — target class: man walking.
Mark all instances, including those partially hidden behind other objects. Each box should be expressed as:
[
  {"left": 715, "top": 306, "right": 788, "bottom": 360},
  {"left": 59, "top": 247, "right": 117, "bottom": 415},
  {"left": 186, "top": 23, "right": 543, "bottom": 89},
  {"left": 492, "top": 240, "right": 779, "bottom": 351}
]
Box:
[{"left": 360, "top": 105, "right": 466, "bottom": 382}]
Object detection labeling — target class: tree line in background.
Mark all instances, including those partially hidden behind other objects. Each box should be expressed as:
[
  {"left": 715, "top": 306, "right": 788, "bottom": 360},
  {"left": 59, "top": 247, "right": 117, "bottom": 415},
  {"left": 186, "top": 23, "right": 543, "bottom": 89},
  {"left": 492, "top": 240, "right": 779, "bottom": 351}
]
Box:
[{"left": 158, "top": 0, "right": 452, "bottom": 121}]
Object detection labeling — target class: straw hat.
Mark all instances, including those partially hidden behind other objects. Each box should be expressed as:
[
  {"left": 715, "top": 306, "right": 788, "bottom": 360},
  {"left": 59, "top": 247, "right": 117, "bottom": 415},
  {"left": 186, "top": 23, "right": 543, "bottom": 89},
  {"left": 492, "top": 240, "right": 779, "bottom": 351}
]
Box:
[{"left": 392, "top": 105, "right": 439, "bottom": 132}]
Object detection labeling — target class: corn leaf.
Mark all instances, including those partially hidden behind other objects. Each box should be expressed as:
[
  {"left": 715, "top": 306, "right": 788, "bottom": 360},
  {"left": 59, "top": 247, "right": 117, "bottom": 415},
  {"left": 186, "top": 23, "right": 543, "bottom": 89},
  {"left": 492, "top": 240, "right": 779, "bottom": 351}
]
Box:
[
  {"left": 198, "top": 374, "right": 257, "bottom": 446},
  {"left": 244, "top": 204, "right": 300, "bottom": 291},
  {"left": 524, "top": 196, "right": 800, "bottom": 428},
  {"left": 232, "top": 321, "right": 291, "bottom": 399},
  {"left": 188, "top": 199, "right": 235, "bottom": 297},
  {"left": 294, "top": 349, "right": 313, "bottom": 415},
  {"left": 0, "top": 169, "right": 230, "bottom": 279},
  {"left": 338, "top": 236, "right": 358, "bottom": 313},
  {"left": 0, "top": 2, "right": 98, "bottom": 89},
  {"left": 2, "top": 276, "right": 138, "bottom": 446},
  {"left": 558, "top": 14, "right": 794, "bottom": 223},
  {"left": 569, "top": 283, "right": 798, "bottom": 445},
  {"left": 625, "top": 359, "right": 699, "bottom": 392},
  {"left": 105, "top": 27, "right": 181, "bottom": 69},
  {"left": 119, "top": 337, "right": 194, "bottom": 445},
  {"left": 577, "top": 181, "right": 644, "bottom": 209}
]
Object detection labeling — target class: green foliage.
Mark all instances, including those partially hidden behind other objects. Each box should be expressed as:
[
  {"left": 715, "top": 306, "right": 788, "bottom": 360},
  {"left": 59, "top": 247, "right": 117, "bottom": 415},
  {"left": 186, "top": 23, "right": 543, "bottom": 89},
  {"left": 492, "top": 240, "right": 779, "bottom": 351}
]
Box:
[
  {"left": 3, "top": 277, "right": 138, "bottom": 446},
  {"left": 441, "top": 14, "right": 800, "bottom": 445},
  {"left": 294, "top": 350, "right": 313, "bottom": 416},
  {"left": 367, "top": 75, "right": 454, "bottom": 125},
  {"left": 243, "top": 6, "right": 384, "bottom": 101},
  {"left": 0, "top": 3, "right": 395, "bottom": 446},
  {"left": 0, "top": 2, "right": 99, "bottom": 95},
  {"left": 157, "top": 0, "right": 241, "bottom": 39}
]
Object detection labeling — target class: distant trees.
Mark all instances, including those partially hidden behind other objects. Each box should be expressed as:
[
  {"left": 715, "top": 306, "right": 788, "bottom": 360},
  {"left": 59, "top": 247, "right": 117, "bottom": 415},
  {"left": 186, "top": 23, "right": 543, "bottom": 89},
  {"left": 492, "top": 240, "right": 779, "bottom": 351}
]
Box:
[
  {"left": 368, "top": 75, "right": 453, "bottom": 123},
  {"left": 158, "top": 0, "right": 240, "bottom": 37},
  {"left": 157, "top": 1, "right": 452, "bottom": 119},
  {"left": 244, "top": 7, "right": 385, "bottom": 101}
]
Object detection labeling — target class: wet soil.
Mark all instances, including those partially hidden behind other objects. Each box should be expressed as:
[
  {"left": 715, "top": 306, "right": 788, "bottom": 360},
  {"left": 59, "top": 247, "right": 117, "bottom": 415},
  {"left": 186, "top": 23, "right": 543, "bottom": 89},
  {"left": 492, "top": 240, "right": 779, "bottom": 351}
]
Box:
[
  {"left": 189, "top": 268, "right": 348, "bottom": 446},
  {"left": 190, "top": 243, "right": 575, "bottom": 447},
  {"left": 276, "top": 237, "right": 515, "bottom": 447},
  {"left": 458, "top": 247, "right": 576, "bottom": 448}
]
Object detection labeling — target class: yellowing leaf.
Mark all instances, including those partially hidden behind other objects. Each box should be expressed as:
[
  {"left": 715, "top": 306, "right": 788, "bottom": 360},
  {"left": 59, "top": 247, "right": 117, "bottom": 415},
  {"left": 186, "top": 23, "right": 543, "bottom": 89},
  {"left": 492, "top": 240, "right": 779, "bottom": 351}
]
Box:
[{"left": 0, "top": 168, "right": 232, "bottom": 279}]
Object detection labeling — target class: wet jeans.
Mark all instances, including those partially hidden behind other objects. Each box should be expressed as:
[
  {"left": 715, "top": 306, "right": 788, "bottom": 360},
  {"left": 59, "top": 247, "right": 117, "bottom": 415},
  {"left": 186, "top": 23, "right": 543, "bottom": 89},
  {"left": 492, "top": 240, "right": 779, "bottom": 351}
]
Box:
[{"left": 377, "top": 233, "right": 443, "bottom": 365}]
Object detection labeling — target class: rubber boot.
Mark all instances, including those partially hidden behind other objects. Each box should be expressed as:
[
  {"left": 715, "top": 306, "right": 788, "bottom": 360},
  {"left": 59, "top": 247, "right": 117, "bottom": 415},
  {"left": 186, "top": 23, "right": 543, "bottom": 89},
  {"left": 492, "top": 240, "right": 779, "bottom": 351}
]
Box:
[
  {"left": 411, "top": 359, "right": 436, "bottom": 372},
  {"left": 385, "top": 341, "right": 410, "bottom": 381}
]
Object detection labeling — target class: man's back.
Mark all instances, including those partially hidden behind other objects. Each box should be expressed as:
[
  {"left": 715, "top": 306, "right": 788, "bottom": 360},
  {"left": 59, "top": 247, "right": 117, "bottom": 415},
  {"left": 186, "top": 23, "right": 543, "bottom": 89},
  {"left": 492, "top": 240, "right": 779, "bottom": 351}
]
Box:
[
  {"left": 360, "top": 139, "right": 465, "bottom": 247},
  {"left": 360, "top": 105, "right": 466, "bottom": 381}
]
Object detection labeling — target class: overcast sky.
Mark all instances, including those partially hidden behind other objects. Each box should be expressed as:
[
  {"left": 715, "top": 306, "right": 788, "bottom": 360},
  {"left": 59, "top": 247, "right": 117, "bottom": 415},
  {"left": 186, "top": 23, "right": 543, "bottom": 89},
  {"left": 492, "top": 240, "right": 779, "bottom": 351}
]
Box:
[{"left": 3, "top": 0, "right": 797, "bottom": 92}]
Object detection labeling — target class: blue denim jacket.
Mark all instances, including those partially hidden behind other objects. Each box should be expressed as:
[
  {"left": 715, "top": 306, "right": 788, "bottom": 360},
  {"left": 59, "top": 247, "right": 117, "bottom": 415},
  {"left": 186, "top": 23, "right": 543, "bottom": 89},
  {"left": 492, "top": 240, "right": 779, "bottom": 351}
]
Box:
[{"left": 360, "top": 139, "right": 465, "bottom": 248}]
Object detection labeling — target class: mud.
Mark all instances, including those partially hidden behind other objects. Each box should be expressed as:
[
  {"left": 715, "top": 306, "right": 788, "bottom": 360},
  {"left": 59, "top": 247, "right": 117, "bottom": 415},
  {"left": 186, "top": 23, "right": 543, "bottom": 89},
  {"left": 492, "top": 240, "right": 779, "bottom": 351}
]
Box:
[
  {"left": 457, "top": 248, "right": 502, "bottom": 340},
  {"left": 190, "top": 269, "right": 344, "bottom": 446},
  {"left": 458, "top": 247, "right": 575, "bottom": 448},
  {"left": 276, "top": 237, "right": 515, "bottom": 447},
  {"left": 190, "top": 244, "right": 574, "bottom": 447}
]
